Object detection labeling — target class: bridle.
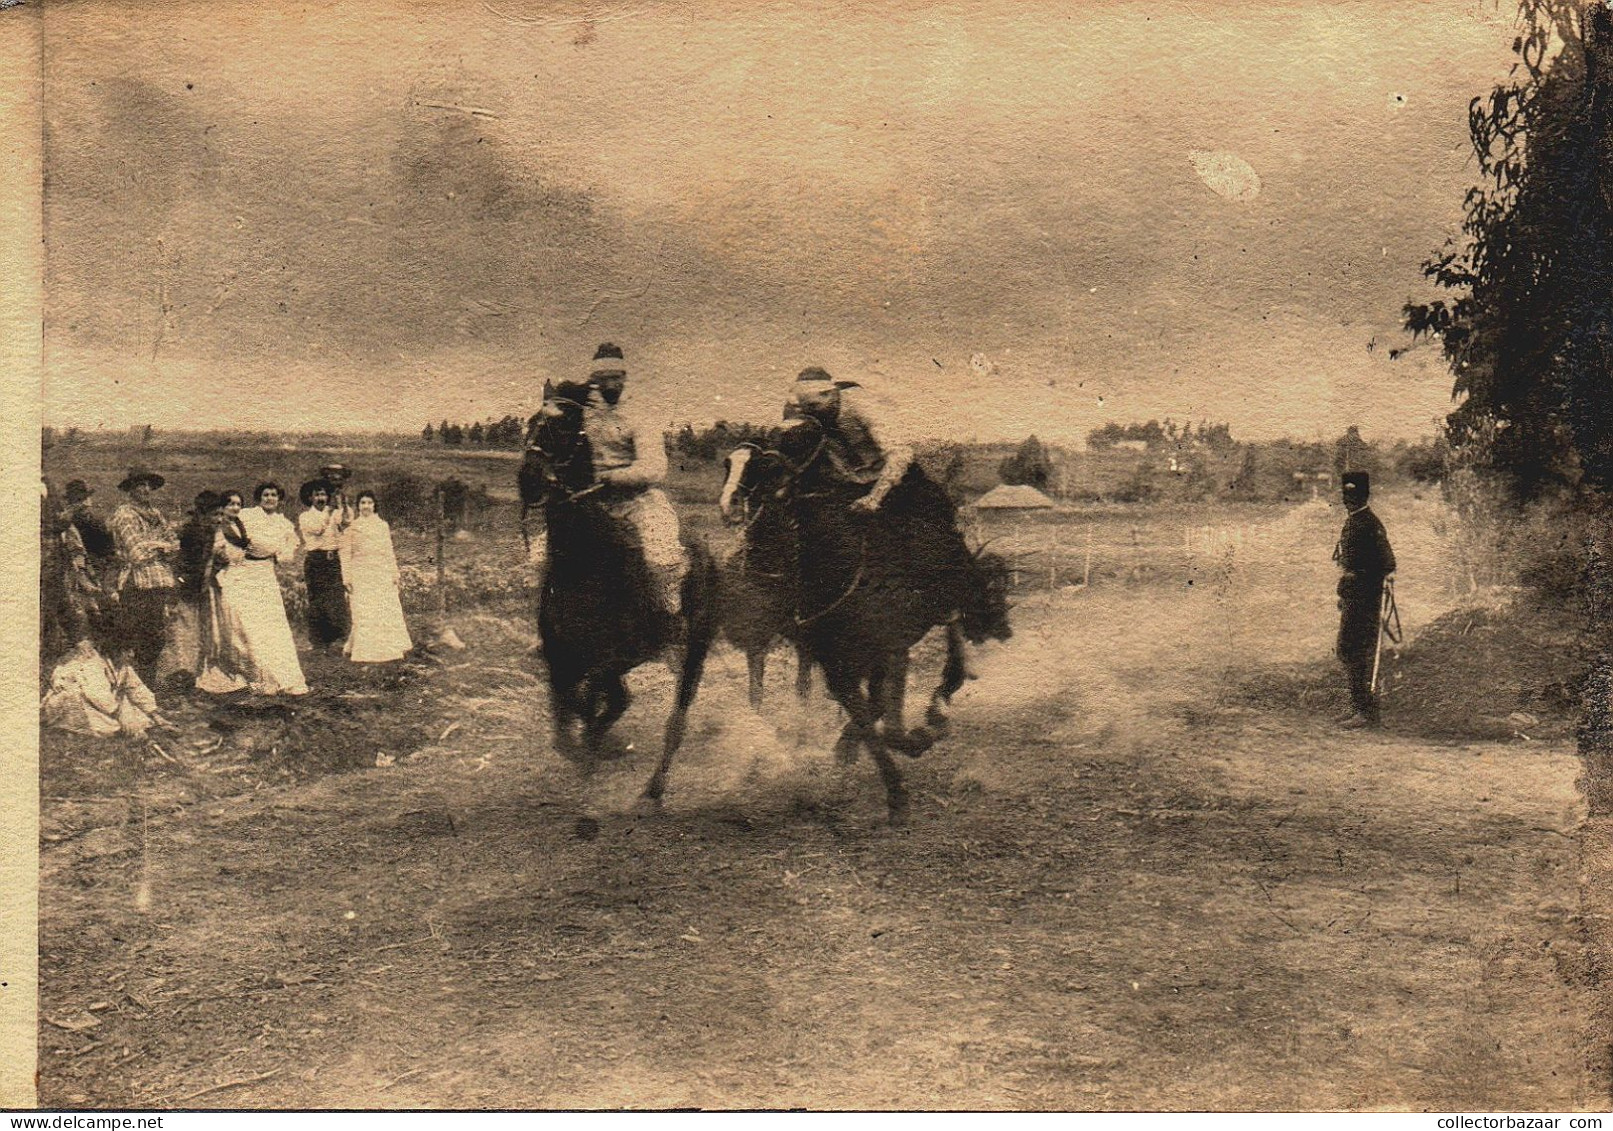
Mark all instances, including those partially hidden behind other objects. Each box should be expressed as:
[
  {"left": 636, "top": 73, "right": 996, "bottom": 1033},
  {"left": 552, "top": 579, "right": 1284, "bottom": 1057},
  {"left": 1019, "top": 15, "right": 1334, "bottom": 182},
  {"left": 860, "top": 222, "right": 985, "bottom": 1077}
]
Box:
[
  {"left": 527, "top": 395, "right": 601, "bottom": 506},
  {"left": 519, "top": 395, "right": 600, "bottom": 553}
]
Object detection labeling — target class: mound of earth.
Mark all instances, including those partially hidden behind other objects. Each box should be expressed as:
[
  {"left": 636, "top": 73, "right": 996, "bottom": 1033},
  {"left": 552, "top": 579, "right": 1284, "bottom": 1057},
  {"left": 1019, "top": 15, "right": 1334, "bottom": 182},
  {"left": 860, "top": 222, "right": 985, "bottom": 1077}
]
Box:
[
  {"left": 1380, "top": 589, "right": 1584, "bottom": 740},
  {"left": 1230, "top": 588, "right": 1585, "bottom": 741}
]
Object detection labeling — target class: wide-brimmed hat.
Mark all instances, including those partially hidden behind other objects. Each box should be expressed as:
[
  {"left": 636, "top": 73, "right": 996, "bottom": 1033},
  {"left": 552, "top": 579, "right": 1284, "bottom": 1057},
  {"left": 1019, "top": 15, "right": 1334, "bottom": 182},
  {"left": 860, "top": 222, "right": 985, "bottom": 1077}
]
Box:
[
  {"left": 299, "top": 478, "right": 334, "bottom": 506},
  {"left": 118, "top": 467, "right": 164, "bottom": 492},
  {"left": 793, "top": 366, "right": 860, "bottom": 392},
  {"left": 64, "top": 479, "right": 93, "bottom": 505}
]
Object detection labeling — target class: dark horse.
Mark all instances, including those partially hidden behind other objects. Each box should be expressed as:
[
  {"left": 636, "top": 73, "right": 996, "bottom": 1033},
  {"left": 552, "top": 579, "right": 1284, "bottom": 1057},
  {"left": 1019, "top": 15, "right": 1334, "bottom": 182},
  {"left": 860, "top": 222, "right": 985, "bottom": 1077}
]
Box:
[
  {"left": 518, "top": 380, "right": 719, "bottom": 812},
  {"left": 728, "top": 419, "right": 1012, "bottom": 823},
  {"left": 716, "top": 442, "right": 816, "bottom": 709}
]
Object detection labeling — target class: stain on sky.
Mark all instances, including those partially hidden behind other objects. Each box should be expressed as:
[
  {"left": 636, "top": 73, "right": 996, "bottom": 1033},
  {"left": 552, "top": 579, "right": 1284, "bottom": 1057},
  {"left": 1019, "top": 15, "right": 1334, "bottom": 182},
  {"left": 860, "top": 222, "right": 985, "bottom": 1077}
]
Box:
[{"left": 41, "top": 0, "right": 1517, "bottom": 439}]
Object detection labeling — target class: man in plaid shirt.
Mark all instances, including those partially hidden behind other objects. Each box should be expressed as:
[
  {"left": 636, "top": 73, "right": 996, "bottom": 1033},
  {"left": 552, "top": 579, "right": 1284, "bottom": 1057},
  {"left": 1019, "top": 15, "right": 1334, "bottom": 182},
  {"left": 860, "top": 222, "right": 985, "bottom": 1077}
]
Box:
[{"left": 110, "top": 467, "right": 180, "bottom": 686}]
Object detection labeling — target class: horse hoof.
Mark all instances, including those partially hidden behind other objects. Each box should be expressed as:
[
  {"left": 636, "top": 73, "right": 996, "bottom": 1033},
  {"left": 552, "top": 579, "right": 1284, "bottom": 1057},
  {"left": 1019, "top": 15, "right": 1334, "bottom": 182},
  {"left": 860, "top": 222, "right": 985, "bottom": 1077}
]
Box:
[
  {"left": 590, "top": 734, "right": 633, "bottom": 762},
  {"left": 924, "top": 705, "right": 953, "bottom": 734},
  {"left": 554, "top": 737, "right": 589, "bottom": 765},
  {"left": 884, "top": 729, "right": 933, "bottom": 758}
]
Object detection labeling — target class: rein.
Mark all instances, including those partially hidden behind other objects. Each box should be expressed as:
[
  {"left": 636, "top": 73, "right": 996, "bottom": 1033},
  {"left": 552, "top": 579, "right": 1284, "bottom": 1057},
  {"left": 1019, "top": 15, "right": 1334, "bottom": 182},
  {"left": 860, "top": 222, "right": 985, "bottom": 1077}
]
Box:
[
  {"left": 794, "top": 532, "right": 869, "bottom": 628},
  {"left": 730, "top": 503, "right": 794, "bottom": 582}
]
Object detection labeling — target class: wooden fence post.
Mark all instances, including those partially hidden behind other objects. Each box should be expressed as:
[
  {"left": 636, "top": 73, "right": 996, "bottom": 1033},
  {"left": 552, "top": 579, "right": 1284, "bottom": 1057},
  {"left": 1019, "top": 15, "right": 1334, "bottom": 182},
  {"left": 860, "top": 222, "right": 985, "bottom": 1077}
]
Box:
[{"left": 435, "top": 484, "right": 447, "bottom": 622}]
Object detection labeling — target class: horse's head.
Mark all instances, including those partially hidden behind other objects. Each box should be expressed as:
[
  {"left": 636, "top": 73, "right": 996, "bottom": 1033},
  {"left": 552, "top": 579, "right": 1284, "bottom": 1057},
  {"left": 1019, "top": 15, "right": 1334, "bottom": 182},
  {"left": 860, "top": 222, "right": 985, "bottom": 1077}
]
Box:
[
  {"left": 717, "top": 419, "right": 828, "bottom": 525},
  {"left": 520, "top": 379, "right": 597, "bottom": 506},
  {"left": 961, "top": 549, "right": 1014, "bottom": 645},
  {"left": 718, "top": 445, "right": 759, "bottom": 525}
]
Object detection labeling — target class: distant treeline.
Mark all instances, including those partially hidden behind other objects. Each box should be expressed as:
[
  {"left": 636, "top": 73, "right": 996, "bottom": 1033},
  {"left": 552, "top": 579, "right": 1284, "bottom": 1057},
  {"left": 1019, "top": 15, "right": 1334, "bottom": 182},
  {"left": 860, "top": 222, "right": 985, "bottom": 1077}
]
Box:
[
  {"left": 404, "top": 414, "right": 1448, "bottom": 503},
  {"left": 653, "top": 419, "right": 1450, "bottom": 504},
  {"left": 422, "top": 417, "right": 527, "bottom": 447},
  {"left": 1085, "top": 419, "right": 1236, "bottom": 452},
  {"left": 43, "top": 419, "right": 1444, "bottom": 509}
]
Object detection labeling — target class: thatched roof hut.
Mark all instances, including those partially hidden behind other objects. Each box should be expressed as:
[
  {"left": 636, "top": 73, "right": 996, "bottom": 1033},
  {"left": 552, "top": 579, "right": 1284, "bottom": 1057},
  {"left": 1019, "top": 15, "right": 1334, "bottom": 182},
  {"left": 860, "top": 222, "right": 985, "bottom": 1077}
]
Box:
[{"left": 974, "top": 484, "right": 1055, "bottom": 510}]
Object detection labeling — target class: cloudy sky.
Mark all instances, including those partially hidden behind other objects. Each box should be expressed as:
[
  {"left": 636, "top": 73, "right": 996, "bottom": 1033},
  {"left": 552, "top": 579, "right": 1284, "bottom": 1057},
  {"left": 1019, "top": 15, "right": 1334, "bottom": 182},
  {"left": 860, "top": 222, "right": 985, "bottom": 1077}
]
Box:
[{"left": 42, "top": 0, "right": 1519, "bottom": 443}]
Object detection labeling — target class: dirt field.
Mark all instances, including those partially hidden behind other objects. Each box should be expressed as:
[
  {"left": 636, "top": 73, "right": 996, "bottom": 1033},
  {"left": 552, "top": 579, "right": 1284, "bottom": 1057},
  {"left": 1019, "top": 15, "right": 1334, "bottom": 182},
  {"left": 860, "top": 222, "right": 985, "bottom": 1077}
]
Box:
[{"left": 35, "top": 491, "right": 1610, "bottom": 1110}]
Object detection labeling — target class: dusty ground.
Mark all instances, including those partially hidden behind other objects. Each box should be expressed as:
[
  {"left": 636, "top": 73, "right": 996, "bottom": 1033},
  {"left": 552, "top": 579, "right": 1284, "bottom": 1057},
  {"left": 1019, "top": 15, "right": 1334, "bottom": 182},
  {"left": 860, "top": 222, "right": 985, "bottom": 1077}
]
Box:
[{"left": 35, "top": 495, "right": 1610, "bottom": 1110}]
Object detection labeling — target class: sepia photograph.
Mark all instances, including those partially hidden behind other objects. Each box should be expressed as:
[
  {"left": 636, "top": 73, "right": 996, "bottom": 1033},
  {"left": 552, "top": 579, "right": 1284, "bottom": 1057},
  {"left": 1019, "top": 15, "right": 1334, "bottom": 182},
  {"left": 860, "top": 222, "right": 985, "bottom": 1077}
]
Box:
[{"left": 12, "top": 0, "right": 1613, "bottom": 1112}]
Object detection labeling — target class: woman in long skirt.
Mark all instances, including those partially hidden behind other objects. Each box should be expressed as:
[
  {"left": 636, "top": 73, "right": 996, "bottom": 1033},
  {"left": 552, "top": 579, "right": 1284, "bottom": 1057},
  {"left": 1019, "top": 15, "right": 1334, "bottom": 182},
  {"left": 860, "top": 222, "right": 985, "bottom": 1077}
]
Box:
[
  {"left": 207, "top": 487, "right": 308, "bottom": 696},
  {"left": 155, "top": 489, "right": 221, "bottom": 686},
  {"left": 340, "top": 491, "right": 413, "bottom": 663},
  {"left": 194, "top": 492, "right": 248, "bottom": 694}
]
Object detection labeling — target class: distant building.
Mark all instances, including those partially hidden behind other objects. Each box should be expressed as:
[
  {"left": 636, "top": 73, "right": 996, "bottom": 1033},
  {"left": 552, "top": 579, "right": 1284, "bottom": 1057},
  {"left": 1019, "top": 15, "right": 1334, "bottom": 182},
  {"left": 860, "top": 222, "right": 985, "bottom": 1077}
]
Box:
[{"left": 974, "top": 484, "right": 1056, "bottom": 511}]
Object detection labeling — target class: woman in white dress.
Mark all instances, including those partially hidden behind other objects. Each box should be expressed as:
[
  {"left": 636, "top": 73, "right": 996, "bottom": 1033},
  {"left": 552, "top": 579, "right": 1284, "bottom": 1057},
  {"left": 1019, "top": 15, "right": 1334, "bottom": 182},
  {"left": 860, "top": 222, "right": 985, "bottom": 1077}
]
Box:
[
  {"left": 209, "top": 485, "right": 309, "bottom": 696},
  {"left": 341, "top": 491, "right": 413, "bottom": 663}
]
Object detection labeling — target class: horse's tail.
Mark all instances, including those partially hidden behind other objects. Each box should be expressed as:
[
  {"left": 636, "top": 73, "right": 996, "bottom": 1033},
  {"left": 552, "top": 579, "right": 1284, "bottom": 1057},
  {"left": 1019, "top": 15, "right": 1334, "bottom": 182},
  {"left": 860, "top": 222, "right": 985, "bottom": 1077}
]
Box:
[{"left": 677, "top": 539, "right": 720, "bottom": 711}]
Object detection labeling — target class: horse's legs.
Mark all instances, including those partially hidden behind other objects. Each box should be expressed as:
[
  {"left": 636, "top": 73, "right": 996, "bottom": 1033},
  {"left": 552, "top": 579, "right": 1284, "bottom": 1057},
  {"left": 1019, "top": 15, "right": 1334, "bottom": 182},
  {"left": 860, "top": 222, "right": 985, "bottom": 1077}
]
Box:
[
  {"left": 833, "top": 657, "right": 876, "bottom": 764},
  {"left": 925, "top": 623, "right": 971, "bottom": 735},
  {"left": 640, "top": 557, "right": 716, "bottom": 813},
  {"left": 746, "top": 647, "right": 766, "bottom": 710},
  {"left": 877, "top": 649, "right": 934, "bottom": 758},
  {"left": 549, "top": 674, "right": 586, "bottom": 763},
  {"left": 581, "top": 671, "right": 631, "bottom": 757},
  {"left": 794, "top": 640, "right": 814, "bottom": 702},
  {"left": 823, "top": 662, "right": 909, "bottom": 825}
]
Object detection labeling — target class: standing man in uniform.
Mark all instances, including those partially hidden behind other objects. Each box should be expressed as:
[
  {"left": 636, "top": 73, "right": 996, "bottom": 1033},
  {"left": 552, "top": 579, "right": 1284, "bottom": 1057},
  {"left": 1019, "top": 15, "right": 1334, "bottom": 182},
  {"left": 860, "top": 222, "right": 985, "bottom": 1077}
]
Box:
[
  {"left": 109, "top": 467, "right": 180, "bottom": 687},
  {"left": 580, "top": 343, "right": 686, "bottom": 619},
  {"left": 1333, "top": 470, "right": 1396, "bottom": 728}
]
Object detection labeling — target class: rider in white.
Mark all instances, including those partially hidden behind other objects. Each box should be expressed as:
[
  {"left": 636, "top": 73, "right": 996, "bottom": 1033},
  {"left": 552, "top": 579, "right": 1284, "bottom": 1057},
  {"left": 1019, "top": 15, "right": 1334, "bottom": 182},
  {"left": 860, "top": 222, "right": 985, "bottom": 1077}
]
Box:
[
  {"left": 786, "top": 366, "right": 916, "bottom": 513},
  {"left": 581, "top": 343, "right": 686, "bottom": 617}
]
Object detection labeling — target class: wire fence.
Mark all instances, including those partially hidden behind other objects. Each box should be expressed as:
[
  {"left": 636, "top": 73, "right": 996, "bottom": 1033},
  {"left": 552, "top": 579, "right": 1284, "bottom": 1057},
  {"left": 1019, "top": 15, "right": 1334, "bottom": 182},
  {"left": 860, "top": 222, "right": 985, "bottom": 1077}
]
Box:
[{"left": 966, "top": 511, "right": 1287, "bottom": 591}]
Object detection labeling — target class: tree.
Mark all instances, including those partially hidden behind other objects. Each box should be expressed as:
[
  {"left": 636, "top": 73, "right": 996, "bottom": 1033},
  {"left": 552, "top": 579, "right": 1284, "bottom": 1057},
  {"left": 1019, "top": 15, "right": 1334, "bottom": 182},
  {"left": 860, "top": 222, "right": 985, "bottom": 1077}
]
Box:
[
  {"left": 489, "top": 415, "right": 525, "bottom": 447},
  {"left": 1405, "top": 0, "right": 1613, "bottom": 500},
  {"left": 468, "top": 421, "right": 485, "bottom": 444},
  {"left": 1124, "top": 420, "right": 1168, "bottom": 449},
  {"left": 1332, "top": 426, "right": 1381, "bottom": 480},
  {"left": 1086, "top": 422, "right": 1125, "bottom": 451},
  {"left": 1199, "top": 422, "right": 1236, "bottom": 453},
  {"left": 422, "top": 422, "right": 435, "bottom": 443},
  {"left": 1395, "top": 437, "right": 1450, "bottom": 484},
  {"left": 1405, "top": 0, "right": 1613, "bottom": 808},
  {"left": 439, "top": 419, "right": 451, "bottom": 444},
  {"left": 998, "top": 435, "right": 1052, "bottom": 489}
]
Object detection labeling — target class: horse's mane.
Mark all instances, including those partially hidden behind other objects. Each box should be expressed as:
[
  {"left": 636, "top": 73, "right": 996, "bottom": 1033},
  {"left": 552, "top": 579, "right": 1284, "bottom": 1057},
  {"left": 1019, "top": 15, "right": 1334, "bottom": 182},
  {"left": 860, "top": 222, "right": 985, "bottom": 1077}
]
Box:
[
  {"left": 549, "top": 379, "right": 594, "bottom": 406},
  {"left": 771, "top": 417, "right": 826, "bottom": 464}
]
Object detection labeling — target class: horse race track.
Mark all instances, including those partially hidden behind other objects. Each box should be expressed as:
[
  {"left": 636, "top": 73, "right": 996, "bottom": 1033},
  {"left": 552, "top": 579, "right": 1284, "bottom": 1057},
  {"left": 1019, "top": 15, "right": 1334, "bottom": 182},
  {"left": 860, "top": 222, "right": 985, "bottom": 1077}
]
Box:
[{"left": 36, "top": 495, "right": 1612, "bottom": 1110}]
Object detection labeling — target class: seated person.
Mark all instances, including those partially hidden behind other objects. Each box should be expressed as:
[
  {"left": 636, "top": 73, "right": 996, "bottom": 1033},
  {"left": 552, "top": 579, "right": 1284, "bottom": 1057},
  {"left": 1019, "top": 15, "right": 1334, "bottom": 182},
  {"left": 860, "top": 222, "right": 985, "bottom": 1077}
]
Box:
[{"left": 43, "top": 637, "right": 172, "bottom": 739}]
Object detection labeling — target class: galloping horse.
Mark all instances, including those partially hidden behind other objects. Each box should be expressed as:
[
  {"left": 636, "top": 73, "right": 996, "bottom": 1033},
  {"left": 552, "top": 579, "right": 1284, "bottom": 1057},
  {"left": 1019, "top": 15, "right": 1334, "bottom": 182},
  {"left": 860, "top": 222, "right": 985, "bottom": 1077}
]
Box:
[
  {"left": 724, "top": 420, "right": 1013, "bottom": 823},
  {"left": 519, "top": 380, "right": 719, "bottom": 812},
  {"left": 716, "top": 442, "right": 816, "bottom": 709}
]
